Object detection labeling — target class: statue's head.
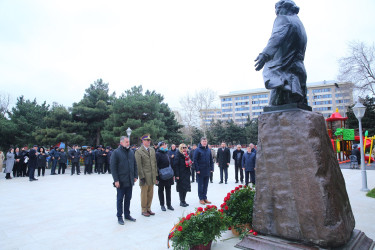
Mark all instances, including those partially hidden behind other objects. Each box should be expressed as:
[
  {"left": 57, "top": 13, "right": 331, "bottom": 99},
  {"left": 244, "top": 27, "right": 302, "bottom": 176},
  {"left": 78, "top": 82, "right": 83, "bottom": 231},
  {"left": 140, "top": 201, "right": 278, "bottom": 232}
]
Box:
[{"left": 275, "top": 0, "right": 299, "bottom": 15}]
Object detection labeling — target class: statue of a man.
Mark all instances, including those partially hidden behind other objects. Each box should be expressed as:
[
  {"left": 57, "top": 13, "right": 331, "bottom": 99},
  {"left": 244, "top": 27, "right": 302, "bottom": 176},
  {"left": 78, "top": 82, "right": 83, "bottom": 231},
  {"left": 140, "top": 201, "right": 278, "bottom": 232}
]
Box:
[{"left": 254, "top": 0, "right": 307, "bottom": 106}]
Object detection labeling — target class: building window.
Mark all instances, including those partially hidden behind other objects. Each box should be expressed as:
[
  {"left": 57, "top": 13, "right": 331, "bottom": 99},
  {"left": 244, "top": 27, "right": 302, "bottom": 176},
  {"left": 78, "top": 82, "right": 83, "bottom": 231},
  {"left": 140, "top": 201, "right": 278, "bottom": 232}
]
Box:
[
  {"left": 252, "top": 94, "right": 268, "bottom": 99},
  {"left": 312, "top": 94, "right": 332, "bottom": 99},
  {"left": 313, "top": 107, "right": 332, "bottom": 111},
  {"left": 222, "top": 98, "right": 232, "bottom": 102},
  {"left": 252, "top": 112, "right": 262, "bottom": 116},
  {"left": 235, "top": 101, "right": 249, "bottom": 106},
  {"left": 222, "top": 114, "right": 232, "bottom": 117},
  {"left": 235, "top": 113, "right": 249, "bottom": 117},
  {"left": 235, "top": 118, "right": 248, "bottom": 122},
  {"left": 235, "top": 107, "right": 250, "bottom": 111},
  {"left": 312, "top": 88, "right": 331, "bottom": 94},
  {"left": 222, "top": 108, "right": 232, "bottom": 112},
  {"left": 335, "top": 93, "right": 350, "bottom": 98},
  {"left": 336, "top": 99, "right": 350, "bottom": 104},
  {"left": 252, "top": 100, "right": 268, "bottom": 104},
  {"left": 252, "top": 106, "right": 264, "bottom": 110},
  {"left": 234, "top": 96, "right": 249, "bottom": 100},
  {"left": 222, "top": 103, "right": 232, "bottom": 107},
  {"left": 313, "top": 100, "right": 332, "bottom": 105}
]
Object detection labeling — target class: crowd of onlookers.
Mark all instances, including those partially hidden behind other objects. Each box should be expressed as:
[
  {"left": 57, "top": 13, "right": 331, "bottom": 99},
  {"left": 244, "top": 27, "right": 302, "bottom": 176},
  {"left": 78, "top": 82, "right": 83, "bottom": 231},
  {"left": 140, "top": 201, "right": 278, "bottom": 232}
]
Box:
[{"left": 0, "top": 142, "right": 257, "bottom": 186}]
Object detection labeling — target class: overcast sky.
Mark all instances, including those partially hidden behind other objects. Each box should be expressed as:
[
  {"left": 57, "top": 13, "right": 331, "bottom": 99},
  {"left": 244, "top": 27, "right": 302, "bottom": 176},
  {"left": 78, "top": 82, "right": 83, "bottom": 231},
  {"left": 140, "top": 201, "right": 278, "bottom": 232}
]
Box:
[{"left": 1, "top": 0, "right": 374, "bottom": 111}]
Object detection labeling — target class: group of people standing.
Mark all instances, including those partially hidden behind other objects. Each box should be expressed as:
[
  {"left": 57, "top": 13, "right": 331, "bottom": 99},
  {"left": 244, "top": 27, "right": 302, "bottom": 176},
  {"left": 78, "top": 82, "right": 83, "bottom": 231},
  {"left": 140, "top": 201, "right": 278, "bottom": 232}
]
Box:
[
  {"left": 1, "top": 144, "right": 114, "bottom": 181},
  {"left": 111, "top": 134, "right": 216, "bottom": 225}
]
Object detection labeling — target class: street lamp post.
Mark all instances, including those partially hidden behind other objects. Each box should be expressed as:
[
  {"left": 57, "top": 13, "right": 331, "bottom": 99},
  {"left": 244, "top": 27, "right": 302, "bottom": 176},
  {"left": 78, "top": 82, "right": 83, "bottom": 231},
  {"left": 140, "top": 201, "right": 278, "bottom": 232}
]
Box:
[
  {"left": 126, "top": 127, "right": 132, "bottom": 144},
  {"left": 353, "top": 102, "right": 370, "bottom": 192}
]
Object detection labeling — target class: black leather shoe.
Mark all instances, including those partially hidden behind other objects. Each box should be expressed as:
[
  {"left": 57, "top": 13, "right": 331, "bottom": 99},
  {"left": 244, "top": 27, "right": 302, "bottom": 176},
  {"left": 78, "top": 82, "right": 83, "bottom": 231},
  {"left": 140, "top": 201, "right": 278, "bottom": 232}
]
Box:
[
  {"left": 118, "top": 217, "right": 125, "bottom": 225},
  {"left": 33, "top": 178, "right": 38, "bottom": 181},
  {"left": 167, "top": 205, "right": 174, "bottom": 211},
  {"left": 161, "top": 205, "right": 166, "bottom": 211},
  {"left": 225, "top": 181, "right": 227, "bottom": 184},
  {"left": 219, "top": 181, "right": 223, "bottom": 184},
  {"left": 125, "top": 216, "right": 136, "bottom": 222},
  {"left": 180, "top": 202, "right": 188, "bottom": 207},
  {"left": 235, "top": 181, "right": 238, "bottom": 183}
]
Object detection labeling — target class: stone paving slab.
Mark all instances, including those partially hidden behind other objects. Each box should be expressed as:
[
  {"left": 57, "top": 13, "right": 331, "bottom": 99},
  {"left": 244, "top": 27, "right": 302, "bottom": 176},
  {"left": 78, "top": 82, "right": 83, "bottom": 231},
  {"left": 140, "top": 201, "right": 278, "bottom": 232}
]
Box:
[{"left": 0, "top": 166, "right": 374, "bottom": 250}]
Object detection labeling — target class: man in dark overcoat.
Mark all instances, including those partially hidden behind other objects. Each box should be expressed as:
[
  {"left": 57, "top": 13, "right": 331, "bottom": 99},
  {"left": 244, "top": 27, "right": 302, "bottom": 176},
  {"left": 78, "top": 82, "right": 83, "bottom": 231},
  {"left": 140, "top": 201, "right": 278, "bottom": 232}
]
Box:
[
  {"left": 232, "top": 145, "right": 244, "bottom": 183},
  {"left": 84, "top": 147, "right": 94, "bottom": 174},
  {"left": 194, "top": 137, "right": 214, "bottom": 205},
  {"left": 69, "top": 145, "right": 81, "bottom": 175},
  {"left": 28, "top": 145, "right": 38, "bottom": 181},
  {"left": 216, "top": 142, "right": 231, "bottom": 184},
  {"left": 111, "top": 136, "right": 138, "bottom": 225}
]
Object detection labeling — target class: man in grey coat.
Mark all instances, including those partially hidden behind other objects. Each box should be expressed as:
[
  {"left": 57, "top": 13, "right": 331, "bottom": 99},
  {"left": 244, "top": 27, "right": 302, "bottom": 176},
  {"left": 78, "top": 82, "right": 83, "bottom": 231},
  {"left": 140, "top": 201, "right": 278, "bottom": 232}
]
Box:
[{"left": 111, "top": 136, "right": 138, "bottom": 225}]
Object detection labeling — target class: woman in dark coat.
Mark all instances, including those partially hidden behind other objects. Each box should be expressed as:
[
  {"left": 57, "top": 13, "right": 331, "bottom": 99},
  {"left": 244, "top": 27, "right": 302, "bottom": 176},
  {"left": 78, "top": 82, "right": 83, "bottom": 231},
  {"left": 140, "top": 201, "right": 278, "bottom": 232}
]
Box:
[
  {"left": 174, "top": 143, "right": 192, "bottom": 207},
  {"left": 156, "top": 141, "right": 174, "bottom": 212},
  {"left": 37, "top": 147, "right": 48, "bottom": 177}
]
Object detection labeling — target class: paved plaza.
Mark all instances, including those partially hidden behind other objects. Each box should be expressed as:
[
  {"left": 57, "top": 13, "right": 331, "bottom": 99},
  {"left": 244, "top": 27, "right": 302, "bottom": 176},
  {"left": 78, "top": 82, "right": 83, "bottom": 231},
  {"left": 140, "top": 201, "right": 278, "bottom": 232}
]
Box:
[{"left": 0, "top": 165, "right": 374, "bottom": 250}]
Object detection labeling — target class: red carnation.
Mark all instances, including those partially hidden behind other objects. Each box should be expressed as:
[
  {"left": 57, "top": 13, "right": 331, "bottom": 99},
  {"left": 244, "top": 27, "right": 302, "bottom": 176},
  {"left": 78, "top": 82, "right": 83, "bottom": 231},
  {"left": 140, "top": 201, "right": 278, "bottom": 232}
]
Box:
[
  {"left": 225, "top": 206, "right": 229, "bottom": 210},
  {"left": 186, "top": 214, "right": 191, "bottom": 220},
  {"left": 222, "top": 202, "right": 226, "bottom": 206},
  {"left": 231, "top": 190, "right": 234, "bottom": 193},
  {"left": 220, "top": 209, "right": 224, "bottom": 213},
  {"left": 249, "top": 229, "right": 254, "bottom": 233},
  {"left": 253, "top": 232, "right": 258, "bottom": 236},
  {"left": 244, "top": 185, "right": 247, "bottom": 188},
  {"left": 235, "top": 187, "right": 239, "bottom": 191},
  {"left": 228, "top": 226, "right": 232, "bottom": 230},
  {"left": 239, "top": 185, "right": 243, "bottom": 188},
  {"left": 178, "top": 226, "right": 183, "bottom": 232},
  {"left": 197, "top": 207, "right": 203, "bottom": 212}
]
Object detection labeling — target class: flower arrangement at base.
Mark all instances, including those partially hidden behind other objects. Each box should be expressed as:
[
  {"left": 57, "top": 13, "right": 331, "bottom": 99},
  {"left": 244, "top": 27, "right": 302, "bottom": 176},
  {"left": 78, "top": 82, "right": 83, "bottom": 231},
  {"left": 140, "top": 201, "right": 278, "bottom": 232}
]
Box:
[
  {"left": 220, "top": 185, "right": 256, "bottom": 238},
  {"left": 168, "top": 205, "right": 229, "bottom": 250}
]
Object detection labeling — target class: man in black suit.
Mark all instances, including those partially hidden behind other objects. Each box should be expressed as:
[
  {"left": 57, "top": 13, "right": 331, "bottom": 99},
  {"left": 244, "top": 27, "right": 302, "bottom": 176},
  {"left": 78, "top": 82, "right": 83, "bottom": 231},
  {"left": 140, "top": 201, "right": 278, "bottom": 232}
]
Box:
[
  {"left": 69, "top": 145, "right": 81, "bottom": 175},
  {"left": 96, "top": 145, "right": 105, "bottom": 174},
  {"left": 111, "top": 136, "right": 138, "bottom": 225},
  {"left": 28, "top": 145, "right": 39, "bottom": 181},
  {"left": 216, "top": 142, "right": 231, "bottom": 184},
  {"left": 232, "top": 145, "right": 244, "bottom": 183}
]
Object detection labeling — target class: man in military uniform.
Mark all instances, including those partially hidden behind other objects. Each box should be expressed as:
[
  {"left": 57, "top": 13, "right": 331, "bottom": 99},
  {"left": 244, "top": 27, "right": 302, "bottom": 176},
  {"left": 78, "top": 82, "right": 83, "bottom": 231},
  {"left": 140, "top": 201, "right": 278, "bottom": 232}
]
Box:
[{"left": 135, "top": 134, "right": 158, "bottom": 217}]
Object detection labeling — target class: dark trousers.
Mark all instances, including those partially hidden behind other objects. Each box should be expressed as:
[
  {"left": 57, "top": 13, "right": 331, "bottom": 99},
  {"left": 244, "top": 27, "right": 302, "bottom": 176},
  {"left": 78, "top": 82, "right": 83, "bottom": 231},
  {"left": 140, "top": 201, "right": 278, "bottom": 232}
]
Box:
[
  {"left": 191, "top": 168, "right": 196, "bottom": 182},
  {"left": 179, "top": 191, "right": 187, "bottom": 203},
  {"left": 38, "top": 167, "right": 45, "bottom": 176},
  {"left": 13, "top": 165, "right": 18, "bottom": 177},
  {"left": 51, "top": 159, "right": 58, "bottom": 174},
  {"left": 219, "top": 165, "right": 228, "bottom": 182},
  {"left": 29, "top": 167, "right": 36, "bottom": 180},
  {"left": 116, "top": 185, "right": 133, "bottom": 218},
  {"left": 97, "top": 162, "right": 103, "bottom": 174},
  {"left": 235, "top": 164, "right": 244, "bottom": 182},
  {"left": 245, "top": 170, "right": 255, "bottom": 186},
  {"left": 22, "top": 163, "right": 27, "bottom": 177},
  {"left": 197, "top": 175, "right": 209, "bottom": 200},
  {"left": 84, "top": 163, "right": 92, "bottom": 174},
  {"left": 158, "top": 183, "right": 171, "bottom": 206},
  {"left": 58, "top": 163, "right": 66, "bottom": 174},
  {"left": 71, "top": 162, "right": 80, "bottom": 174},
  {"left": 104, "top": 162, "right": 111, "bottom": 174},
  {"left": 210, "top": 172, "right": 213, "bottom": 182}
]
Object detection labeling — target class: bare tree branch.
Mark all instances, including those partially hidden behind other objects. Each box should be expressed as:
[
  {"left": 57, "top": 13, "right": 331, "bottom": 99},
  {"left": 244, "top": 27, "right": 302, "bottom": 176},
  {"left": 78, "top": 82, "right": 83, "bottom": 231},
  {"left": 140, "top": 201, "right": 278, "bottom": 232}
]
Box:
[{"left": 338, "top": 41, "right": 375, "bottom": 97}]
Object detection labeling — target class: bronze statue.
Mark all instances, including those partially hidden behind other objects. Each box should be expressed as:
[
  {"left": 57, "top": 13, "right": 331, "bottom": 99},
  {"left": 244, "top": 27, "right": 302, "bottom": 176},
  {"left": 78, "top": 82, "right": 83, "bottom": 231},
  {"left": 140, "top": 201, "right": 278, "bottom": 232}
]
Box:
[{"left": 255, "top": 0, "right": 307, "bottom": 106}]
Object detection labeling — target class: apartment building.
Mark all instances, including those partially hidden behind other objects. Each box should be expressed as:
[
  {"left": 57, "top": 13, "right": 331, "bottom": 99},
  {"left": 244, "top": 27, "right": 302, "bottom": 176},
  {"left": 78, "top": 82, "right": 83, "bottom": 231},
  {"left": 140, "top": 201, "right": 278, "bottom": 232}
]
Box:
[
  {"left": 216, "top": 80, "right": 353, "bottom": 125},
  {"left": 200, "top": 108, "right": 222, "bottom": 127}
]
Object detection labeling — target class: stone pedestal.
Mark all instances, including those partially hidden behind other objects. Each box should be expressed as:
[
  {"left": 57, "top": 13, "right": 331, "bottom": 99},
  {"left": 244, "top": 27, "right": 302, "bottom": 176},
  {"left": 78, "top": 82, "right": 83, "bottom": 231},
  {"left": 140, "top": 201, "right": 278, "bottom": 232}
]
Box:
[
  {"left": 235, "top": 229, "right": 375, "bottom": 250},
  {"left": 252, "top": 110, "right": 355, "bottom": 248}
]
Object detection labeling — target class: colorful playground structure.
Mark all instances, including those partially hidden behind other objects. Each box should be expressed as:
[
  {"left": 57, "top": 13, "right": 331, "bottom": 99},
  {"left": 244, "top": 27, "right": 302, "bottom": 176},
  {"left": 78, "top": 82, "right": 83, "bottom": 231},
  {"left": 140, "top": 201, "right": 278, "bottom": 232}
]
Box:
[{"left": 326, "top": 109, "right": 374, "bottom": 163}]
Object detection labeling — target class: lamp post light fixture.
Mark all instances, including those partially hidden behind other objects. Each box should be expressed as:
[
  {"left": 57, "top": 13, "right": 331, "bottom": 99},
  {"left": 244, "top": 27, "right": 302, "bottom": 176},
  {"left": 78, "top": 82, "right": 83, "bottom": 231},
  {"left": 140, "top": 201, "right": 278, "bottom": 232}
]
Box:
[
  {"left": 126, "top": 127, "right": 132, "bottom": 144},
  {"left": 352, "top": 102, "right": 369, "bottom": 192}
]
